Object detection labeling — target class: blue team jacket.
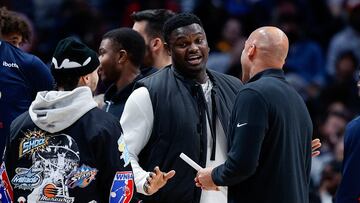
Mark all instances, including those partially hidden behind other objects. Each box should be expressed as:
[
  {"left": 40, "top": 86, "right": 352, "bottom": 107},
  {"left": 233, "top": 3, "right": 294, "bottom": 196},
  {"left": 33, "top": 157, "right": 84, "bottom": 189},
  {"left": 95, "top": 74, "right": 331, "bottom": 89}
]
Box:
[{"left": 0, "top": 41, "right": 54, "bottom": 158}]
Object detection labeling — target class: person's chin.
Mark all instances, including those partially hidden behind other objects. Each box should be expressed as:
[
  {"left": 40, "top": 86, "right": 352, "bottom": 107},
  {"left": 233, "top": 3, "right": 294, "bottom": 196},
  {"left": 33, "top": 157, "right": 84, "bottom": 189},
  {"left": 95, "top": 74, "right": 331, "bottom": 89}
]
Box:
[{"left": 187, "top": 61, "right": 206, "bottom": 70}]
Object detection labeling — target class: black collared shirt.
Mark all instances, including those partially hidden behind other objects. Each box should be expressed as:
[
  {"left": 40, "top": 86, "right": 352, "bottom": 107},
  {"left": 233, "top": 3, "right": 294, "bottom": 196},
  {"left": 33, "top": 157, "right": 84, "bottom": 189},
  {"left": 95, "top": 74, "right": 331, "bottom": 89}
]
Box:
[
  {"left": 103, "top": 74, "right": 144, "bottom": 119},
  {"left": 213, "top": 68, "right": 313, "bottom": 203}
]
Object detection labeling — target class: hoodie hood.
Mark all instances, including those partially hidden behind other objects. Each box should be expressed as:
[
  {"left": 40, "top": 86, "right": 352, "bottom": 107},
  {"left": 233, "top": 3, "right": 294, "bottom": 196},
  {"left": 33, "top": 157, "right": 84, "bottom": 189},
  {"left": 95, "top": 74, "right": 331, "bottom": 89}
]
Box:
[{"left": 29, "top": 86, "right": 97, "bottom": 133}]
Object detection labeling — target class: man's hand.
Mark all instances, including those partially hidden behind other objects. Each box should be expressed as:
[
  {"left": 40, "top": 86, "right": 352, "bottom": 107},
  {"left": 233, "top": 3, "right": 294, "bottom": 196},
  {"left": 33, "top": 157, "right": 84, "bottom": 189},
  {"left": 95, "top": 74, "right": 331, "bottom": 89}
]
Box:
[
  {"left": 195, "top": 167, "right": 218, "bottom": 190},
  {"left": 312, "top": 138, "right": 321, "bottom": 157},
  {"left": 143, "top": 166, "right": 175, "bottom": 195}
]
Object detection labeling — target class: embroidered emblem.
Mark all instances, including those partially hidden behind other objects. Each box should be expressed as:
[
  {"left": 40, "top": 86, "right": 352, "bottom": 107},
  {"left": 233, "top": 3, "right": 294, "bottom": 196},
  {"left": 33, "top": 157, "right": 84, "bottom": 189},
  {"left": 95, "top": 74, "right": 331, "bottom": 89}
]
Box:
[
  {"left": 19, "top": 129, "right": 48, "bottom": 158},
  {"left": 118, "top": 136, "right": 130, "bottom": 167},
  {"left": 109, "top": 171, "right": 134, "bottom": 203},
  {"left": 66, "top": 164, "right": 97, "bottom": 188},
  {"left": 37, "top": 183, "right": 74, "bottom": 203},
  {"left": 52, "top": 57, "right": 91, "bottom": 69},
  {"left": 24, "top": 134, "right": 80, "bottom": 203},
  {"left": 11, "top": 167, "right": 42, "bottom": 190}
]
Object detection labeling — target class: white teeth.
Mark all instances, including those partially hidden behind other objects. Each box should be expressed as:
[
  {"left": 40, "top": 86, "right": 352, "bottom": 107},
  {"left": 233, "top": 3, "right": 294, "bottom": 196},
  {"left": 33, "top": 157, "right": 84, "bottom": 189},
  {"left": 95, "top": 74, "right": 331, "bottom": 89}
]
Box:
[{"left": 188, "top": 56, "right": 201, "bottom": 60}]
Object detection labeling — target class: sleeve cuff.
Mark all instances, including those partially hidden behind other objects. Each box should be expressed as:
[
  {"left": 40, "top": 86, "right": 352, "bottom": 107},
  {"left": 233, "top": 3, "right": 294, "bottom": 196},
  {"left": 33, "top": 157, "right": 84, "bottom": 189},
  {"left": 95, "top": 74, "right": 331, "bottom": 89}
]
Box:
[
  {"left": 131, "top": 159, "right": 151, "bottom": 195},
  {"left": 212, "top": 165, "right": 223, "bottom": 186}
]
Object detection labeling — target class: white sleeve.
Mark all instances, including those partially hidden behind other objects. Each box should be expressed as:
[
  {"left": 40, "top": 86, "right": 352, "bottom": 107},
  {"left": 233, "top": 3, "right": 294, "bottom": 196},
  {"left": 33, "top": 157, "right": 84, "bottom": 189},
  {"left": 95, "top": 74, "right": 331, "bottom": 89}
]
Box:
[{"left": 120, "top": 87, "right": 154, "bottom": 195}]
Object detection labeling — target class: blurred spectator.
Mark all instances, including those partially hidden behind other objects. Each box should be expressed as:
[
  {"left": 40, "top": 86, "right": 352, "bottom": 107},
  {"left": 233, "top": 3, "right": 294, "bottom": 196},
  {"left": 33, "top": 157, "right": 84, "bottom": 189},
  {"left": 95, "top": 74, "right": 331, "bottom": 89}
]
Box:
[
  {"left": 275, "top": 1, "right": 326, "bottom": 101},
  {"left": 310, "top": 161, "right": 342, "bottom": 203},
  {"left": 311, "top": 106, "right": 349, "bottom": 186},
  {"left": 320, "top": 51, "right": 360, "bottom": 113},
  {"left": 326, "top": 2, "right": 360, "bottom": 77},
  {"left": 207, "top": 17, "right": 246, "bottom": 77},
  {"left": 301, "top": 0, "right": 344, "bottom": 50}
]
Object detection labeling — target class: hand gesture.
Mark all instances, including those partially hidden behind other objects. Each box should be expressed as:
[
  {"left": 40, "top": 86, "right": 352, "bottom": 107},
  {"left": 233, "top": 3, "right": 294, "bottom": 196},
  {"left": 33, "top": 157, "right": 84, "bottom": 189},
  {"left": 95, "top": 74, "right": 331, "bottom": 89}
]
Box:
[{"left": 143, "top": 166, "right": 175, "bottom": 195}]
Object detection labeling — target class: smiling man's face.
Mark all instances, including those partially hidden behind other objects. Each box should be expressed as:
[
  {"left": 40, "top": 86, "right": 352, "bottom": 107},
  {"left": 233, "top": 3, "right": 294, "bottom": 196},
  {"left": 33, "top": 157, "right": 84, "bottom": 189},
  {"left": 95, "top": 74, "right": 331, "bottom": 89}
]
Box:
[{"left": 167, "top": 23, "right": 209, "bottom": 78}]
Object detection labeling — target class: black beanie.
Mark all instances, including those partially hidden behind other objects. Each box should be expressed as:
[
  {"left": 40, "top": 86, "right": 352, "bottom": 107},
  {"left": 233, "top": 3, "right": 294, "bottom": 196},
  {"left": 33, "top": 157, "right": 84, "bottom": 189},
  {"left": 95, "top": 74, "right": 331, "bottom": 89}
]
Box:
[{"left": 51, "top": 37, "right": 99, "bottom": 77}]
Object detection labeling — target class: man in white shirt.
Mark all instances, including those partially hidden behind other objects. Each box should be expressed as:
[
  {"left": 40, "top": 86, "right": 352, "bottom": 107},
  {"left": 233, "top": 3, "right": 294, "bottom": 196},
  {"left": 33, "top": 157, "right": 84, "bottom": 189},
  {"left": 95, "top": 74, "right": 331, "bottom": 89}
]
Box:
[{"left": 121, "top": 13, "right": 242, "bottom": 203}]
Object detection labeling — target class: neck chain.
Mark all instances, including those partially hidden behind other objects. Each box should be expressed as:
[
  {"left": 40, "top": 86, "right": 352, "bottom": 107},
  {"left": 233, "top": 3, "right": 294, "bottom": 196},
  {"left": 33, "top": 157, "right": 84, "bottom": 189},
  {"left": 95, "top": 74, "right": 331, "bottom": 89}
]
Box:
[{"left": 201, "top": 74, "right": 211, "bottom": 94}]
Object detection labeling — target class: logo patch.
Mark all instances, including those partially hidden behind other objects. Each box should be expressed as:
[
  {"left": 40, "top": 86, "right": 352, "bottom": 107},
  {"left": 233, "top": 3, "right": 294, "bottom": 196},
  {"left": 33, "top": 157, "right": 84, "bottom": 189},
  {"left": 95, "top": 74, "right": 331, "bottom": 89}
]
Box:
[
  {"left": 23, "top": 134, "right": 80, "bottom": 203},
  {"left": 19, "top": 129, "right": 48, "bottom": 158},
  {"left": 37, "top": 183, "right": 74, "bottom": 203},
  {"left": 109, "top": 171, "right": 134, "bottom": 203},
  {"left": 66, "top": 164, "right": 97, "bottom": 188},
  {"left": 118, "top": 136, "right": 130, "bottom": 167},
  {"left": 236, "top": 123, "right": 247, "bottom": 128},
  {"left": 0, "top": 163, "right": 13, "bottom": 202},
  {"left": 17, "top": 196, "right": 26, "bottom": 203},
  {"left": 12, "top": 167, "right": 42, "bottom": 190},
  {"left": 52, "top": 57, "right": 91, "bottom": 69}
]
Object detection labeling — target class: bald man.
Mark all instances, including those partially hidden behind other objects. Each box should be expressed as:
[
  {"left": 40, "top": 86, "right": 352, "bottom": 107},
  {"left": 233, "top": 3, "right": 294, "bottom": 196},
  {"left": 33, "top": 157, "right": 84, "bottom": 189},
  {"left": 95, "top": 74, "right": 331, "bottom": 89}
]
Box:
[{"left": 195, "top": 26, "right": 313, "bottom": 203}]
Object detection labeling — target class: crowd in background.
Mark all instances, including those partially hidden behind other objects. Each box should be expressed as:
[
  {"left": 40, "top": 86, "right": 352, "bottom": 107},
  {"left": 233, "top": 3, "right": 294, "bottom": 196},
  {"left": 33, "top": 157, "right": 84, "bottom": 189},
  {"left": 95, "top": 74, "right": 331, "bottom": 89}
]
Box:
[{"left": 2, "top": 0, "right": 360, "bottom": 202}]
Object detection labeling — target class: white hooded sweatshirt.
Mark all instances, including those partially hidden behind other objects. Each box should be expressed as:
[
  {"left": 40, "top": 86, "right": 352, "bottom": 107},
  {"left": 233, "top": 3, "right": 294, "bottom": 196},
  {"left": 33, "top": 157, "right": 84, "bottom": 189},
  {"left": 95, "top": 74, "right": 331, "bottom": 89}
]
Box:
[{"left": 29, "top": 86, "right": 97, "bottom": 133}]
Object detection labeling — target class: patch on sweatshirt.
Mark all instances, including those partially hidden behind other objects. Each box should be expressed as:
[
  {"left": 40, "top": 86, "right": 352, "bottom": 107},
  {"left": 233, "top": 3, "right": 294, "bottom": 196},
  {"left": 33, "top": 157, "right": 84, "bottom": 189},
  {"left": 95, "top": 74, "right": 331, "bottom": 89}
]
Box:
[{"left": 110, "top": 171, "right": 134, "bottom": 203}]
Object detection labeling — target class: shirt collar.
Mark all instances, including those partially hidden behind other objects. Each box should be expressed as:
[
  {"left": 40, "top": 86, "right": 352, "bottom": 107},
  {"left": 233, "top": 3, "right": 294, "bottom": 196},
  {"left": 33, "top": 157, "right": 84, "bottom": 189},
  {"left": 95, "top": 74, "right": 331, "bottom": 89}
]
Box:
[
  {"left": 104, "top": 74, "right": 143, "bottom": 103},
  {"left": 248, "top": 68, "right": 285, "bottom": 83}
]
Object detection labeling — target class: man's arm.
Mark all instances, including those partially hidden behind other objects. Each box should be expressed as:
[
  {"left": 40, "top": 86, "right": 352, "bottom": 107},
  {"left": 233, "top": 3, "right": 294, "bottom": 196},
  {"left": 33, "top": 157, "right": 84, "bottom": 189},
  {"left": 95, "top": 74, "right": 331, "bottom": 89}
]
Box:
[
  {"left": 25, "top": 55, "right": 54, "bottom": 93},
  {"left": 197, "top": 89, "right": 268, "bottom": 187},
  {"left": 120, "top": 87, "right": 154, "bottom": 194},
  {"left": 121, "top": 87, "right": 175, "bottom": 195}
]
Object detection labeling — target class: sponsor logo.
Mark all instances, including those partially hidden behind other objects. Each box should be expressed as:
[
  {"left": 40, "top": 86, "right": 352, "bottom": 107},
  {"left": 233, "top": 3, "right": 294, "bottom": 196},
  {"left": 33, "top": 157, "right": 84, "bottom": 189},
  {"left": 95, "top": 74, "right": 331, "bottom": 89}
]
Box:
[
  {"left": 110, "top": 171, "right": 134, "bottom": 203},
  {"left": 2, "top": 61, "right": 19, "bottom": 69},
  {"left": 52, "top": 57, "right": 91, "bottom": 69},
  {"left": 19, "top": 130, "right": 48, "bottom": 158},
  {"left": 236, "top": 123, "right": 247, "bottom": 128},
  {"left": 66, "top": 165, "right": 97, "bottom": 188},
  {"left": 12, "top": 167, "right": 42, "bottom": 190},
  {"left": 0, "top": 163, "right": 13, "bottom": 202}
]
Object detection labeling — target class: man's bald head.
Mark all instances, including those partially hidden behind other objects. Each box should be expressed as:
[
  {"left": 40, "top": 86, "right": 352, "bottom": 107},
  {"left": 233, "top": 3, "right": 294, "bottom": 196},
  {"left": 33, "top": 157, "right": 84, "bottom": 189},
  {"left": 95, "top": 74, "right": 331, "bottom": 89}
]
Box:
[
  {"left": 240, "top": 26, "right": 289, "bottom": 82},
  {"left": 247, "top": 26, "right": 289, "bottom": 67}
]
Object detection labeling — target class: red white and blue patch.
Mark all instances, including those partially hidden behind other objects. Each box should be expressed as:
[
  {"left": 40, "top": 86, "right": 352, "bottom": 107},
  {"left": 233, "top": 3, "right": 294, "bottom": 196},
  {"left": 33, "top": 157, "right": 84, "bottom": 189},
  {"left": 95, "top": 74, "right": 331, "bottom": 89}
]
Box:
[
  {"left": 109, "top": 171, "right": 134, "bottom": 203},
  {"left": 0, "top": 163, "right": 13, "bottom": 203}
]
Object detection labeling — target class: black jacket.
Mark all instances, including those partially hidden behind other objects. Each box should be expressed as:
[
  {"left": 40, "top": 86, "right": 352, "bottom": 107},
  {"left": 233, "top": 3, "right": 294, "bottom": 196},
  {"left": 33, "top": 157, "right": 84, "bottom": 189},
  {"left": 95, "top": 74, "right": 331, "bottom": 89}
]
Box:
[
  {"left": 141, "top": 66, "right": 158, "bottom": 77},
  {"left": 212, "top": 69, "right": 313, "bottom": 203},
  {"left": 2, "top": 108, "right": 138, "bottom": 202},
  {"left": 136, "top": 66, "right": 242, "bottom": 203},
  {"left": 103, "top": 74, "right": 144, "bottom": 119}
]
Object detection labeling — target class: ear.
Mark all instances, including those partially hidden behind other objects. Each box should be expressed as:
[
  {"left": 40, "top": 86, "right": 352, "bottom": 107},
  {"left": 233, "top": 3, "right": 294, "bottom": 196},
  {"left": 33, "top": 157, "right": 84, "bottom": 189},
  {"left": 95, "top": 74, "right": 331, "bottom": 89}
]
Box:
[
  {"left": 248, "top": 44, "right": 256, "bottom": 59},
  {"left": 150, "top": 38, "right": 162, "bottom": 52},
  {"left": 117, "top": 50, "right": 128, "bottom": 64},
  {"left": 79, "top": 74, "right": 90, "bottom": 86}
]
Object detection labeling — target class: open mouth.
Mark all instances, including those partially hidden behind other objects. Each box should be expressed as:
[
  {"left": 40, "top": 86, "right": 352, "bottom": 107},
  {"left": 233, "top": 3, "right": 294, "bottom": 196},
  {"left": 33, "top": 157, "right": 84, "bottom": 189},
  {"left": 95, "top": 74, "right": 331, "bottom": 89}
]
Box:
[{"left": 186, "top": 55, "right": 202, "bottom": 65}]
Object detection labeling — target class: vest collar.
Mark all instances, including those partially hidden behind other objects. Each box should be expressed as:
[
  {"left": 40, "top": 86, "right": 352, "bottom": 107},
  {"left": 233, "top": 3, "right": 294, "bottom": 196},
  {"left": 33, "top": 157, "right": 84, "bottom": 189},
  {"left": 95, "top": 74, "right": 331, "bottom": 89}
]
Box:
[{"left": 171, "top": 66, "right": 218, "bottom": 89}]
